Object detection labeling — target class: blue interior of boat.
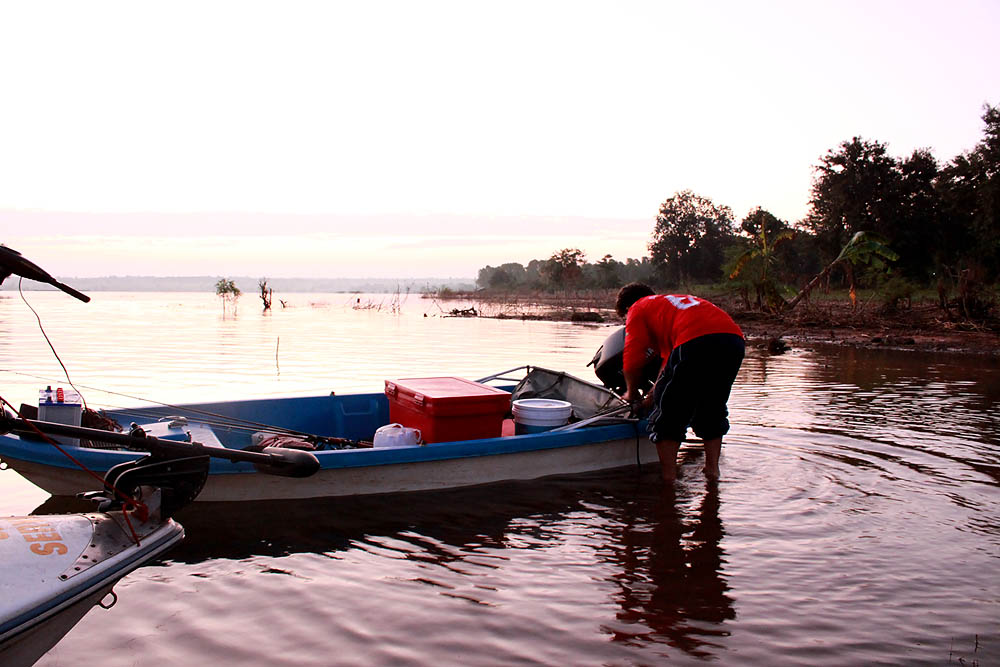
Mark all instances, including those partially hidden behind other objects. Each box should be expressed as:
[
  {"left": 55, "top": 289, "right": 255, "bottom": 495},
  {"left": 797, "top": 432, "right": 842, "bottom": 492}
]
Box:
[{"left": 116, "top": 392, "right": 394, "bottom": 449}]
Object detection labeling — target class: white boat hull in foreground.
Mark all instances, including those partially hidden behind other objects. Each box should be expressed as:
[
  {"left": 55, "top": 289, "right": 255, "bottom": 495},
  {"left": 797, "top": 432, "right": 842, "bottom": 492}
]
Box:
[{"left": 0, "top": 512, "right": 184, "bottom": 666}]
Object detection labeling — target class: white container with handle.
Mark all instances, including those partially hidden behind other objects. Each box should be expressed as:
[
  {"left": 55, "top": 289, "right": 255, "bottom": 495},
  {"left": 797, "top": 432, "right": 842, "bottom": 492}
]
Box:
[{"left": 373, "top": 423, "right": 423, "bottom": 447}]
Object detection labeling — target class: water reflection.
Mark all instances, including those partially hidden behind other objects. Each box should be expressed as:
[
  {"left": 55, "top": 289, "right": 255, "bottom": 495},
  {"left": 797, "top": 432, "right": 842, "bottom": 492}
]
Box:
[
  {"left": 603, "top": 476, "right": 733, "bottom": 658},
  {"left": 36, "top": 468, "right": 736, "bottom": 661}
]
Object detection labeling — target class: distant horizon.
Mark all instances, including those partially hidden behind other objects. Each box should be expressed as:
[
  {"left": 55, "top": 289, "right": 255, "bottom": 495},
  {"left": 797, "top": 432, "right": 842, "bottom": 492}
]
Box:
[{"left": 0, "top": 274, "right": 477, "bottom": 294}]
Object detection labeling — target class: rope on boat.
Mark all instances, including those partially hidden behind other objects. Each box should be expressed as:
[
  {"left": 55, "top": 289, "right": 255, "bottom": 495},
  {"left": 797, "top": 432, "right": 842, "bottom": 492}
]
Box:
[{"left": 16, "top": 282, "right": 90, "bottom": 413}]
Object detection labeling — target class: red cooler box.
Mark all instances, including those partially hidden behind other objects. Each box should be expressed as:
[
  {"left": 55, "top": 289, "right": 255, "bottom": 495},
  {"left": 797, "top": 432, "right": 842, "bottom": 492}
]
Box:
[{"left": 384, "top": 377, "right": 511, "bottom": 443}]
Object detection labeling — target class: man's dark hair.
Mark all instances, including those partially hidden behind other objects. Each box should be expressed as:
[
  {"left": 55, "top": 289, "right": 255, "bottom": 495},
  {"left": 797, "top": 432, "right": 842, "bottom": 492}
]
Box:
[{"left": 615, "top": 282, "right": 655, "bottom": 317}]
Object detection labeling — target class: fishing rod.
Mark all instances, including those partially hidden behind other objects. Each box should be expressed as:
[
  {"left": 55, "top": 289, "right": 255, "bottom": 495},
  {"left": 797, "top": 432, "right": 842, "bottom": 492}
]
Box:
[
  {"left": 550, "top": 403, "right": 634, "bottom": 432},
  {"left": 1, "top": 370, "right": 338, "bottom": 443},
  {"left": 109, "top": 407, "right": 320, "bottom": 441}
]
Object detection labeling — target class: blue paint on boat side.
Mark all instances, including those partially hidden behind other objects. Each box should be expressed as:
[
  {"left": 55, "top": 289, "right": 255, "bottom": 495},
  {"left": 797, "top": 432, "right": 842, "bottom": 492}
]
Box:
[
  {"left": 0, "top": 436, "right": 140, "bottom": 470},
  {"left": 313, "top": 422, "right": 646, "bottom": 471}
]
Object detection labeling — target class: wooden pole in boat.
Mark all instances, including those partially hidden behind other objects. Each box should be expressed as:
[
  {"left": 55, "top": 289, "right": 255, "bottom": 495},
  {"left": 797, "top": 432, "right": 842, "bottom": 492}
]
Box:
[{"left": 0, "top": 414, "right": 320, "bottom": 478}]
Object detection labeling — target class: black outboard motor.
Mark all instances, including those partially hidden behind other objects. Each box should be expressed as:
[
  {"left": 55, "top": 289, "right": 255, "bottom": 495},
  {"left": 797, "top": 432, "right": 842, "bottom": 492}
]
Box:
[{"left": 588, "top": 327, "right": 660, "bottom": 396}]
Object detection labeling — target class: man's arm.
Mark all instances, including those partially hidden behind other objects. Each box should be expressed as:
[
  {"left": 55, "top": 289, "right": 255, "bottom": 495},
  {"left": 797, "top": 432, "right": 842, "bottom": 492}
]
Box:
[
  {"left": 620, "top": 308, "right": 652, "bottom": 405},
  {"left": 622, "top": 366, "right": 644, "bottom": 404}
]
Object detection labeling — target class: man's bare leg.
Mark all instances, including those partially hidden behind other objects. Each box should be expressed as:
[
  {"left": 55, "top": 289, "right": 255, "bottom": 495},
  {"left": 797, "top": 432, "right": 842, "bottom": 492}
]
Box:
[
  {"left": 654, "top": 439, "right": 681, "bottom": 482},
  {"left": 703, "top": 437, "right": 723, "bottom": 479}
]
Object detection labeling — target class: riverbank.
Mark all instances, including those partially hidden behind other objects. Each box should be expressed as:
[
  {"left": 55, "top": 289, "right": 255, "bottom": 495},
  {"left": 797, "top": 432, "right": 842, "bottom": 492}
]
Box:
[{"left": 429, "top": 290, "right": 1000, "bottom": 358}]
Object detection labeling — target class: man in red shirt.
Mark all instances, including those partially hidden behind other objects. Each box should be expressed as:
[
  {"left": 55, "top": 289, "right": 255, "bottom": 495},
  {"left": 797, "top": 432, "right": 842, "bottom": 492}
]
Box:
[{"left": 616, "top": 283, "right": 745, "bottom": 482}]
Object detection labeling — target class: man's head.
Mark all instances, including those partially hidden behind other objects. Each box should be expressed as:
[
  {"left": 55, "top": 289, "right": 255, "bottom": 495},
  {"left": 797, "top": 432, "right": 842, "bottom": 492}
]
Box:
[{"left": 615, "top": 282, "right": 655, "bottom": 318}]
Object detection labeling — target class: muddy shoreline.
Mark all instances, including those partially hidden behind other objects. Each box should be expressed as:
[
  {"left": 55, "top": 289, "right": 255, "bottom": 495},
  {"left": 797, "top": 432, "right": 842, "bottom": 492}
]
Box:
[{"left": 430, "top": 291, "right": 1000, "bottom": 359}]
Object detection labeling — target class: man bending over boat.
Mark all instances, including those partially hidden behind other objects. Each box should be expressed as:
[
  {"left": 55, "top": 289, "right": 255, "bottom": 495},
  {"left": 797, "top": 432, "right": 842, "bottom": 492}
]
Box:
[{"left": 616, "top": 283, "right": 744, "bottom": 482}]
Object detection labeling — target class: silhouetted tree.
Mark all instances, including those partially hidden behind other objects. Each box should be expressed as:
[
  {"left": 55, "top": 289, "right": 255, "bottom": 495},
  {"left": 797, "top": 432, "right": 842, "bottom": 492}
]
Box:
[
  {"left": 540, "top": 248, "right": 586, "bottom": 288},
  {"left": 477, "top": 263, "right": 526, "bottom": 289},
  {"left": 620, "top": 257, "right": 656, "bottom": 285},
  {"left": 739, "top": 207, "right": 787, "bottom": 239},
  {"left": 523, "top": 259, "right": 545, "bottom": 288},
  {"left": 893, "top": 149, "right": 941, "bottom": 281},
  {"left": 649, "top": 190, "right": 736, "bottom": 285},
  {"left": 594, "top": 254, "right": 622, "bottom": 288},
  {"left": 938, "top": 104, "right": 1000, "bottom": 282},
  {"left": 805, "top": 137, "right": 903, "bottom": 272}
]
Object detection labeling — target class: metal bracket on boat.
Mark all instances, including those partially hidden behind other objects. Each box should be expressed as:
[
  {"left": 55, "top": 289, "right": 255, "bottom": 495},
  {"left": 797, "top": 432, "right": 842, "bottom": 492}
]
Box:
[
  {"left": 58, "top": 513, "right": 143, "bottom": 581},
  {"left": 161, "top": 415, "right": 189, "bottom": 429}
]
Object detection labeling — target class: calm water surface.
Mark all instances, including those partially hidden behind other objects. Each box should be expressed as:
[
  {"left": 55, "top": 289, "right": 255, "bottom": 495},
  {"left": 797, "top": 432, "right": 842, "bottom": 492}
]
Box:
[{"left": 1, "top": 292, "right": 998, "bottom": 666}]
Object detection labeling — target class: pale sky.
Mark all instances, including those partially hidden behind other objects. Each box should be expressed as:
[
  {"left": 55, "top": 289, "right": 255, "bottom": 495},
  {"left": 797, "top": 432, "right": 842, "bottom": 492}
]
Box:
[{"left": 1, "top": 1, "right": 998, "bottom": 279}]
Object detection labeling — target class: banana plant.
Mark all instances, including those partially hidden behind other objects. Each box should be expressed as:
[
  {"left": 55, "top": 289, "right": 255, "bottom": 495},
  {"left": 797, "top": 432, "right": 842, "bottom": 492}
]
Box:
[
  {"left": 786, "top": 231, "right": 899, "bottom": 311},
  {"left": 729, "top": 224, "right": 797, "bottom": 312}
]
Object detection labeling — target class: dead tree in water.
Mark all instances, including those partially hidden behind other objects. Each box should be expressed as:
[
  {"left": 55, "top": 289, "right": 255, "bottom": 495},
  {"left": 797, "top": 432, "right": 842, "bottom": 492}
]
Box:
[{"left": 259, "top": 278, "right": 273, "bottom": 311}]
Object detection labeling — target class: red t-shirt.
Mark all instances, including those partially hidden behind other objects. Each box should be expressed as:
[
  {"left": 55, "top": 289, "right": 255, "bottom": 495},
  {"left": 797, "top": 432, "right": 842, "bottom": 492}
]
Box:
[{"left": 623, "top": 294, "right": 743, "bottom": 372}]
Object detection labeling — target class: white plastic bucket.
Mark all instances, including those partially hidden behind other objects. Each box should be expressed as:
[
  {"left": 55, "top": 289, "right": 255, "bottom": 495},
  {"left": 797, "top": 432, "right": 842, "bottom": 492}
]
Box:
[
  {"left": 512, "top": 399, "right": 572, "bottom": 434},
  {"left": 373, "top": 423, "right": 423, "bottom": 447}
]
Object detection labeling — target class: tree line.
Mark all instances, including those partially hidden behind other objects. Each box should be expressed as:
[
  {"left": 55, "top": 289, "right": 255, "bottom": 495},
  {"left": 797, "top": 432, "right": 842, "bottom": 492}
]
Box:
[{"left": 477, "top": 104, "right": 999, "bottom": 316}]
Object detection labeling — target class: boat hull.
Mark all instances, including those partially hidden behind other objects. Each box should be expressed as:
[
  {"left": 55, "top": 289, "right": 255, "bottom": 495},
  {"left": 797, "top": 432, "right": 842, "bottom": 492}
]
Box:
[
  {"left": 206, "top": 433, "right": 656, "bottom": 501},
  {"left": 0, "top": 389, "right": 655, "bottom": 503},
  {"left": 2, "top": 433, "right": 656, "bottom": 502}
]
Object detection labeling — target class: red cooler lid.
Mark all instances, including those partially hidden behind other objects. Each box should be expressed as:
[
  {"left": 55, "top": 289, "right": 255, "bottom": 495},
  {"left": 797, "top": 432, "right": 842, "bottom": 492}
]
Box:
[{"left": 385, "top": 377, "right": 510, "bottom": 415}]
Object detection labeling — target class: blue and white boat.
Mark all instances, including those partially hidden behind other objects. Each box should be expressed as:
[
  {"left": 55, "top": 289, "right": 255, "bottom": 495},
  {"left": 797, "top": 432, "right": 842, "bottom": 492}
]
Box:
[{"left": 0, "top": 367, "right": 653, "bottom": 504}]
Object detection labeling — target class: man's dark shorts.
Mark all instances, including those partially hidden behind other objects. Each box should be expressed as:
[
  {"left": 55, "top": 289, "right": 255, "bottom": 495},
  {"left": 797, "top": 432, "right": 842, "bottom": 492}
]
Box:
[{"left": 647, "top": 333, "right": 745, "bottom": 443}]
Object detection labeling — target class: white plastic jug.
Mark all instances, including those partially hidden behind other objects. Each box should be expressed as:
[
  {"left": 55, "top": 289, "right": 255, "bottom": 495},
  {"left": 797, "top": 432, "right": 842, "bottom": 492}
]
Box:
[{"left": 373, "top": 423, "right": 423, "bottom": 448}]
